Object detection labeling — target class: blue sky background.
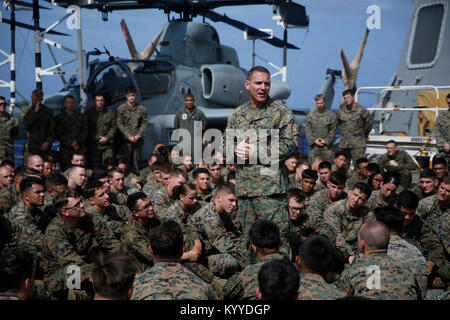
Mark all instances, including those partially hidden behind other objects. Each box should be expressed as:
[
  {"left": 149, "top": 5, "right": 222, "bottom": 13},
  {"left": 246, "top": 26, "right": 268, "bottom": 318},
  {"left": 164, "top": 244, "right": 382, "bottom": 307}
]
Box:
[{"left": 0, "top": 0, "right": 415, "bottom": 111}]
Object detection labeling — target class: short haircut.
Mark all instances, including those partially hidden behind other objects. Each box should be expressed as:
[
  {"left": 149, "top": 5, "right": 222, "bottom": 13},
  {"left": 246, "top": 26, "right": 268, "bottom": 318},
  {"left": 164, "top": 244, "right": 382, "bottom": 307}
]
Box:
[
  {"left": 126, "top": 192, "right": 148, "bottom": 212},
  {"left": 159, "top": 163, "right": 172, "bottom": 175},
  {"left": 216, "top": 182, "right": 235, "bottom": 196},
  {"left": 94, "top": 92, "right": 105, "bottom": 98},
  {"left": 382, "top": 171, "right": 400, "bottom": 186},
  {"left": 367, "top": 163, "right": 380, "bottom": 174},
  {"left": 297, "top": 235, "right": 335, "bottom": 274},
  {"left": 328, "top": 171, "right": 347, "bottom": 186},
  {"left": 170, "top": 168, "right": 188, "bottom": 180},
  {"left": 342, "top": 89, "right": 355, "bottom": 97},
  {"left": 352, "top": 182, "right": 372, "bottom": 199},
  {"left": 334, "top": 150, "right": 347, "bottom": 159},
  {"left": 91, "top": 250, "right": 140, "bottom": 299},
  {"left": 442, "top": 175, "right": 450, "bottom": 185},
  {"left": 359, "top": 221, "right": 390, "bottom": 250},
  {"left": 249, "top": 220, "right": 280, "bottom": 250},
  {"left": 31, "top": 89, "right": 43, "bottom": 98},
  {"left": 149, "top": 221, "right": 184, "bottom": 259},
  {"left": 356, "top": 157, "right": 369, "bottom": 168},
  {"left": 91, "top": 167, "right": 109, "bottom": 181},
  {"left": 247, "top": 65, "right": 270, "bottom": 80},
  {"left": 257, "top": 258, "right": 299, "bottom": 300},
  {"left": 185, "top": 93, "right": 194, "bottom": 100},
  {"left": 14, "top": 166, "right": 25, "bottom": 179},
  {"left": 64, "top": 94, "right": 75, "bottom": 103},
  {"left": 432, "top": 157, "right": 448, "bottom": 167},
  {"left": 318, "top": 161, "right": 332, "bottom": 170},
  {"left": 150, "top": 160, "right": 164, "bottom": 171},
  {"left": 45, "top": 174, "right": 68, "bottom": 191},
  {"left": 420, "top": 168, "right": 437, "bottom": 179},
  {"left": 447, "top": 92, "right": 450, "bottom": 100},
  {"left": 0, "top": 250, "right": 35, "bottom": 293},
  {"left": 0, "top": 96, "right": 6, "bottom": 101},
  {"left": 0, "top": 159, "right": 14, "bottom": 168},
  {"left": 86, "top": 178, "right": 106, "bottom": 199},
  {"left": 396, "top": 190, "right": 419, "bottom": 210},
  {"left": 125, "top": 86, "right": 137, "bottom": 95},
  {"left": 19, "top": 176, "right": 45, "bottom": 193},
  {"left": 374, "top": 206, "right": 405, "bottom": 234},
  {"left": 386, "top": 140, "right": 397, "bottom": 146},
  {"left": 54, "top": 189, "right": 81, "bottom": 211},
  {"left": 193, "top": 167, "right": 210, "bottom": 179},
  {"left": 302, "top": 169, "right": 318, "bottom": 181},
  {"left": 287, "top": 188, "right": 306, "bottom": 203},
  {"left": 108, "top": 167, "right": 125, "bottom": 178},
  {"left": 226, "top": 172, "right": 235, "bottom": 182},
  {"left": 315, "top": 93, "right": 326, "bottom": 102}
]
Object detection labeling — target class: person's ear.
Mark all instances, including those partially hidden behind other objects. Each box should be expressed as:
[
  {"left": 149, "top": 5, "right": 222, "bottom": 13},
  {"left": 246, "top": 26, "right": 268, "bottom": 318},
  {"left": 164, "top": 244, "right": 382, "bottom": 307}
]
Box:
[
  {"left": 295, "top": 256, "right": 302, "bottom": 270},
  {"left": 148, "top": 245, "right": 153, "bottom": 254},
  {"left": 126, "top": 288, "right": 133, "bottom": 300},
  {"left": 251, "top": 244, "right": 257, "bottom": 254},
  {"left": 256, "top": 287, "right": 262, "bottom": 300}
]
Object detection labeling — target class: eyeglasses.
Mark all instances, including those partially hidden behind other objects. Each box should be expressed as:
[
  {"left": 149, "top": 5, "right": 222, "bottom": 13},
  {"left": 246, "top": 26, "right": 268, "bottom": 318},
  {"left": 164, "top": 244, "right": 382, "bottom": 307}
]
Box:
[
  {"left": 0, "top": 103, "right": 6, "bottom": 106},
  {"left": 137, "top": 203, "right": 153, "bottom": 212},
  {"left": 65, "top": 201, "right": 83, "bottom": 211},
  {"left": 289, "top": 205, "right": 304, "bottom": 212}
]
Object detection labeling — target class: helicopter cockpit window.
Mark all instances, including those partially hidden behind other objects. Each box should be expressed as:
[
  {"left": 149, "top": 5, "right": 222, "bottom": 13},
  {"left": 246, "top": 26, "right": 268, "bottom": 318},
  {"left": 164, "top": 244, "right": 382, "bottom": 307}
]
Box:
[
  {"left": 92, "top": 64, "right": 133, "bottom": 104},
  {"left": 129, "top": 61, "right": 175, "bottom": 95},
  {"left": 408, "top": 3, "right": 445, "bottom": 68}
]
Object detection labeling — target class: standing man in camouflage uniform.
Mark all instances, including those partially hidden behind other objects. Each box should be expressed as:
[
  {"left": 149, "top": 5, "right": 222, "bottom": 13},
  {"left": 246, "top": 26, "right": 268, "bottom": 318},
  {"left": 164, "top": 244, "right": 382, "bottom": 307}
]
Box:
[
  {"left": 21, "top": 89, "right": 55, "bottom": 162},
  {"left": 86, "top": 93, "right": 116, "bottom": 168},
  {"left": 336, "top": 89, "right": 373, "bottom": 167},
  {"left": 432, "top": 93, "right": 450, "bottom": 164},
  {"left": 379, "top": 140, "right": 418, "bottom": 190},
  {"left": 305, "top": 94, "right": 336, "bottom": 163},
  {"left": 335, "top": 221, "right": 420, "bottom": 300},
  {"left": 0, "top": 96, "right": 19, "bottom": 163},
  {"left": 224, "top": 66, "right": 299, "bottom": 259},
  {"left": 117, "top": 87, "right": 148, "bottom": 174},
  {"left": 173, "top": 93, "right": 207, "bottom": 162},
  {"left": 55, "top": 95, "right": 88, "bottom": 172}
]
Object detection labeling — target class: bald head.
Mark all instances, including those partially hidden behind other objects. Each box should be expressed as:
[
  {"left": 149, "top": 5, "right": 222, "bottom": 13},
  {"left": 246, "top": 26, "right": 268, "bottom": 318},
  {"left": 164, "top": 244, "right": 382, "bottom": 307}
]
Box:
[
  {"left": 27, "top": 155, "right": 44, "bottom": 173},
  {"left": 359, "top": 221, "right": 390, "bottom": 251}
]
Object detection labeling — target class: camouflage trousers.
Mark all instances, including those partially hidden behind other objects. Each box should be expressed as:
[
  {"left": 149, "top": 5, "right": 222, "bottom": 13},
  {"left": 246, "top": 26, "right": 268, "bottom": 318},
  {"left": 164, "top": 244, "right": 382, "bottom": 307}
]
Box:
[
  {"left": 339, "top": 147, "right": 366, "bottom": 169},
  {"left": 308, "top": 145, "right": 334, "bottom": 163},
  {"left": 207, "top": 254, "right": 243, "bottom": 278},
  {"left": 120, "top": 141, "right": 142, "bottom": 175},
  {"left": 0, "top": 145, "right": 15, "bottom": 164},
  {"left": 238, "top": 194, "right": 291, "bottom": 264},
  {"left": 44, "top": 268, "right": 92, "bottom": 300},
  {"left": 87, "top": 146, "right": 113, "bottom": 169}
]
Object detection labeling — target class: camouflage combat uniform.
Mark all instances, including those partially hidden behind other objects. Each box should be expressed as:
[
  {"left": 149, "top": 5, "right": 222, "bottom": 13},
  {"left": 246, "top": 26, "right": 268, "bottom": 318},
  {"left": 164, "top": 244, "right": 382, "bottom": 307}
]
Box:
[
  {"left": 151, "top": 186, "right": 176, "bottom": 218},
  {"left": 400, "top": 215, "right": 445, "bottom": 270},
  {"left": 86, "top": 106, "right": 116, "bottom": 168},
  {"left": 190, "top": 202, "right": 246, "bottom": 277},
  {"left": 432, "top": 108, "right": 450, "bottom": 163},
  {"left": 366, "top": 190, "right": 397, "bottom": 211},
  {"left": 6, "top": 200, "right": 53, "bottom": 278},
  {"left": 117, "top": 102, "right": 148, "bottom": 174},
  {"left": 336, "top": 102, "right": 373, "bottom": 166},
  {"left": 287, "top": 211, "right": 337, "bottom": 252},
  {"left": 120, "top": 217, "right": 160, "bottom": 270},
  {"left": 324, "top": 199, "right": 375, "bottom": 259},
  {"left": 109, "top": 191, "right": 128, "bottom": 206},
  {"left": 435, "top": 211, "right": 450, "bottom": 281},
  {"left": 197, "top": 189, "right": 213, "bottom": 203},
  {"left": 21, "top": 104, "right": 54, "bottom": 161},
  {"left": 142, "top": 179, "right": 160, "bottom": 199},
  {"left": 84, "top": 203, "right": 134, "bottom": 239},
  {"left": 306, "top": 188, "right": 347, "bottom": 219},
  {"left": 159, "top": 200, "right": 202, "bottom": 225},
  {"left": 55, "top": 110, "right": 88, "bottom": 171},
  {"left": 0, "top": 112, "right": 19, "bottom": 162},
  {"left": 379, "top": 149, "right": 418, "bottom": 189},
  {"left": 409, "top": 183, "right": 436, "bottom": 201},
  {"left": 224, "top": 98, "right": 299, "bottom": 258},
  {"left": 0, "top": 183, "right": 20, "bottom": 215},
  {"left": 131, "top": 261, "right": 217, "bottom": 300},
  {"left": 335, "top": 251, "right": 419, "bottom": 300},
  {"left": 42, "top": 212, "right": 121, "bottom": 299},
  {"left": 314, "top": 179, "right": 327, "bottom": 192},
  {"left": 298, "top": 273, "right": 347, "bottom": 300},
  {"left": 138, "top": 166, "right": 152, "bottom": 184},
  {"left": 222, "top": 252, "right": 284, "bottom": 300},
  {"left": 305, "top": 108, "right": 336, "bottom": 163},
  {"left": 173, "top": 105, "right": 207, "bottom": 158},
  {"left": 388, "top": 234, "right": 428, "bottom": 299},
  {"left": 346, "top": 173, "right": 368, "bottom": 190},
  {"left": 417, "top": 194, "right": 450, "bottom": 227}
]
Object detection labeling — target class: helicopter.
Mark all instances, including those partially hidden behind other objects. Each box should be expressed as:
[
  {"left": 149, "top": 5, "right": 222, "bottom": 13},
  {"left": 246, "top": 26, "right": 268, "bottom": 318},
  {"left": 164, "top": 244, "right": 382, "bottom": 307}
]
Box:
[{"left": 1, "top": 0, "right": 312, "bottom": 167}]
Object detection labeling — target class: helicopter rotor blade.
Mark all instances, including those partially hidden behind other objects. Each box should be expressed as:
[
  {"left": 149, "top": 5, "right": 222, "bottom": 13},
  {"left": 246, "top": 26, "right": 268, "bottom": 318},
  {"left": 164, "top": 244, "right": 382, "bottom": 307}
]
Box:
[{"left": 203, "top": 9, "right": 299, "bottom": 49}]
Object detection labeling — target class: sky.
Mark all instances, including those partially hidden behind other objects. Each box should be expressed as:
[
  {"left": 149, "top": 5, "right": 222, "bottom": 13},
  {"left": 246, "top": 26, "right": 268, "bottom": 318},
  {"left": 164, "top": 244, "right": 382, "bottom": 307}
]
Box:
[{"left": 0, "top": 0, "right": 415, "bottom": 111}]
